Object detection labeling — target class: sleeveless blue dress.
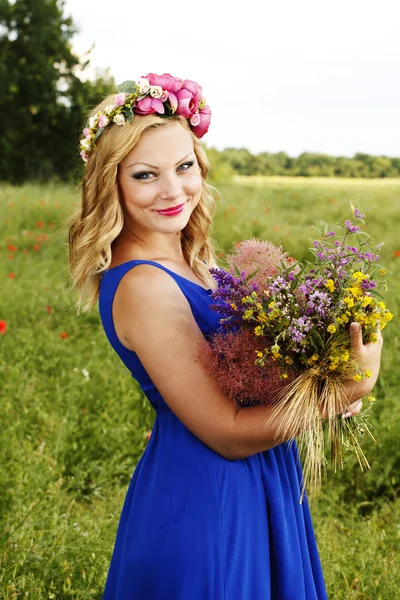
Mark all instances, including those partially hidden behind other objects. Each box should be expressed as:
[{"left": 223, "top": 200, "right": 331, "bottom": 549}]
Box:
[{"left": 99, "top": 259, "right": 328, "bottom": 600}]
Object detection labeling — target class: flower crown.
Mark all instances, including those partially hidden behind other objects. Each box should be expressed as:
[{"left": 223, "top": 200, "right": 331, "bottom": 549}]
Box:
[{"left": 79, "top": 72, "right": 211, "bottom": 163}]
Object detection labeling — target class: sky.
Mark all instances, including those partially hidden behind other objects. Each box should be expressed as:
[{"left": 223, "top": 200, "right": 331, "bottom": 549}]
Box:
[{"left": 65, "top": 0, "right": 400, "bottom": 158}]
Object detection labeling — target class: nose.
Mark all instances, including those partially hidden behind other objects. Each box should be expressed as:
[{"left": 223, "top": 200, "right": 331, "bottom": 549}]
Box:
[{"left": 158, "top": 172, "right": 183, "bottom": 201}]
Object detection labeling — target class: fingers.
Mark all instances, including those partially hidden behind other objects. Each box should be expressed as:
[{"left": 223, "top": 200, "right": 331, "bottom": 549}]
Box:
[
  {"left": 342, "top": 398, "right": 363, "bottom": 419},
  {"left": 350, "top": 322, "right": 363, "bottom": 356}
]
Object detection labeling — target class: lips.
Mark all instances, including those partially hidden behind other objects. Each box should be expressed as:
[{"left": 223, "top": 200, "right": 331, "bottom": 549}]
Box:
[{"left": 156, "top": 202, "right": 186, "bottom": 214}]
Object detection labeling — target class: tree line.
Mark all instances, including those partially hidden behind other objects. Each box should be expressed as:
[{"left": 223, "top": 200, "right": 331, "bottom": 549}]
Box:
[
  {"left": 207, "top": 148, "right": 400, "bottom": 180},
  {"left": 1, "top": 0, "right": 398, "bottom": 184}
]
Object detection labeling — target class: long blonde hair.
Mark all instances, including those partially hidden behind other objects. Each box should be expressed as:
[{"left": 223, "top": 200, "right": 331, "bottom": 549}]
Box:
[{"left": 67, "top": 95, "right": 220, "bottom": 314}]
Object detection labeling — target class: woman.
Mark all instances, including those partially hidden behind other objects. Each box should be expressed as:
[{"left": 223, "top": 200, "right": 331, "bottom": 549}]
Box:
[{"left": 68, "top": 73, "right": 382, "bottom": 599}]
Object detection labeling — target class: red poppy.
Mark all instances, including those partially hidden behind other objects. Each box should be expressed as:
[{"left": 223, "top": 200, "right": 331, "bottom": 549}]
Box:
[
  {"left": 6, "top": 237, "right": 12, "bottom": 242},
  {"left": 42, "top": 234, "right": 49, "bottom": 241},
  {"left": 22, "top": 249, "right": 28, "bottom": 254},
  {"left": 35, "top": 235, "right": 42, "bottom": 241},
  {"left": 60, "top": 332, "right": 68, "bottom": 339},
  {"left": 394, "top": 250, "right": 400, "bottom": 258},
  {"left": 8, "top": 272, "right": 16, "bottom": 279},
  {"left": 0, "top": 320, "right": 6, "bottom": 335},
  {"left": 7, "top": 244, "right": 17, "bottom": 252},
  {"left": 46, "top": 305, "right": 52, "bottom": 313},
  {"left": 8, "top": 254, "right": 14, "bottom": 260},
  {"left": 147, "top": 430, "right": 152, "bottom": 440},
  {"left": 37, "top": 221, "right": 44, "bottom": 228},
  {"left": 32, "top": 244, "right": 40, "bottom": 251}
]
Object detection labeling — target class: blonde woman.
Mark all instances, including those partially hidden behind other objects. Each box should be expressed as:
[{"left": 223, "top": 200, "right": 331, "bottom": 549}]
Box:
[{"left": 68, "top": 73, "right": 382, "bottom": 599}]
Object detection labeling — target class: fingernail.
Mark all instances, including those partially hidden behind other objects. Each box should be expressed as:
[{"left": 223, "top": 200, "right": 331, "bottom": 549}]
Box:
[
  {"left": 351, "top": 322, "right": 360, "bottom": 331},
  {"left": 342, "top": 411, "right": 352, "bottom": 418}
]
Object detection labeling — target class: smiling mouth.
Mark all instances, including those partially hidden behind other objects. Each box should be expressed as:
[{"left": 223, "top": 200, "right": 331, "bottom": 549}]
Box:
[{"left": 155, "top": 202, "right": 186, "bottom": 214}]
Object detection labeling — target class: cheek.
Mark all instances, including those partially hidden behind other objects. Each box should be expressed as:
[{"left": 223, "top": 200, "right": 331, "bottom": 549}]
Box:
[{"left": 184, "top": 171, "right": 203, "bottom": 197}]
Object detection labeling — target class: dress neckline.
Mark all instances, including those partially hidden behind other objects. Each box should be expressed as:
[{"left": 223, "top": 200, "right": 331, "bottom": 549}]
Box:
[{"left": 104, "top": 259, "right": 213, "bottom": 294}]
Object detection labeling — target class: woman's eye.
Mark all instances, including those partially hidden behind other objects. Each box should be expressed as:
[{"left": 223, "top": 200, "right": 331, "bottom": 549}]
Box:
[
  {"left": 133, "top": 172, "right": 154, "bottom": 180},
  {"left": 178, "top": 161, "right": 193, "bottom": 172}
]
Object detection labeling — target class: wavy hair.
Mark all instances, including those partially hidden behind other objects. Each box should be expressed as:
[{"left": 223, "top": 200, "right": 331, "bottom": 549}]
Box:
[{"left": 67, "top": 95, "right": 220, "bottom": 314}]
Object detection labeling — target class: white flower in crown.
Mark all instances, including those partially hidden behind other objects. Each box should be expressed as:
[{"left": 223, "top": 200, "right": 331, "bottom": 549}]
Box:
[
  {"left": 113, "top": 113, "right": 126, "bottom": 126},
  {"left": 104, "top": 104, "right": 116, "bottom": 115},
  {"left": 150, "top": 85, "right": 163, "bottom": 99},
  {"left": 89, "top": 115, "right": 98, "bottom": 129},
  {"left": 80, "top": 138, "right": 92, "bottom": 150},
  {"left": 138, "top": 77, "right": 150, "bottom": 95}
]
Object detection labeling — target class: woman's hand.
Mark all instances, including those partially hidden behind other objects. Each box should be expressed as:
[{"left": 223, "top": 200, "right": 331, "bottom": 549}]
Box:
[{"left": 342, "top": 322, "right": 383, "bottom": 409}]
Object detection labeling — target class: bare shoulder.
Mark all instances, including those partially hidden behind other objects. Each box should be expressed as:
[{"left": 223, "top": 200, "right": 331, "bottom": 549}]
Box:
[{"left": 112, "top": 262, "right": 238, "bottom": 460}]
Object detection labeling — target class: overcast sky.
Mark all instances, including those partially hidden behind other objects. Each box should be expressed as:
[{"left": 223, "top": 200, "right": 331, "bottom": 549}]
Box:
[{"left": 65, "top": 0, "right": 399, "bottom": 157}]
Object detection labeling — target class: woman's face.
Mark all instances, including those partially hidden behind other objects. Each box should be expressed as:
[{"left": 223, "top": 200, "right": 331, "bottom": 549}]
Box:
[{"left": 118, "top": 121, "right": 203, "bottom": 238}]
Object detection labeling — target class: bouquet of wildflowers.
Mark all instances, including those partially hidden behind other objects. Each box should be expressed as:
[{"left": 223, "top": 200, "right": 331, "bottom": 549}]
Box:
[{"left": 200, "top": 206, "right": 392, "bottom": 494}]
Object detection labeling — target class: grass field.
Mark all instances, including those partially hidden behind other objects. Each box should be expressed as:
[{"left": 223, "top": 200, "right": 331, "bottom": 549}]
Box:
[{"left": 1, "top": 178, "right": 399, "bottom": 599}]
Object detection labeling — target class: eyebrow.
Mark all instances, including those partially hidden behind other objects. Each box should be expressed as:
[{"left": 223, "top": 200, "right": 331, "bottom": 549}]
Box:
[{"left": 126, "top": 152, "right": 194, "bottom": 170}]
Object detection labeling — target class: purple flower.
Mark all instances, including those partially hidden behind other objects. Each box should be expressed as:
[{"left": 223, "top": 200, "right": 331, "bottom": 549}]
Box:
[
  {"left": 325, "top": 231, "right": 335, "bottom": 237},
  {"left": 354, "top": 208, "right": 365, "bottom": 219},
  {"left": 345, "top": 220, "right": 360, "bottom": 234},
  {"left": 361, "top": 279, "right": 376, "bottom": 291},
  {"left": 334, "top": 241, "right": 341, "bottom": 247},
  {"left": 306, "top": 290, "right": 332, "bottom": 318}
]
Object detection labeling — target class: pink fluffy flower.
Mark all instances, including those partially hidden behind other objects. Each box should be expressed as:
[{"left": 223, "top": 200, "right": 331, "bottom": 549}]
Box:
[
  {"left": 198, "top": 329, "right": 295, "bottom": 407},
  {"left": 190, "top": 105, "right": 211, "bottom": 138},
  {"left": 227, "top": 238, "right": 291, "bottom": 289}
]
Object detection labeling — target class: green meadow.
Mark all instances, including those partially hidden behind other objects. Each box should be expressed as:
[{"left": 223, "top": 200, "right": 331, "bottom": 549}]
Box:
[{"left": 1, "top": 177, "right": 399, "bottom": 599}]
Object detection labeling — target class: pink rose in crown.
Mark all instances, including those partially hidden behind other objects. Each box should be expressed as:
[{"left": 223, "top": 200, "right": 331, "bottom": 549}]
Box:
[
  {"left": 145, "top": 73, "right": 183, "bottom": 114},
  {"left": 175, "top": 79, "right": 203, "bottom": 118},
  {"left": 135, "top": 95, "right": 165, "bottom": 115},
  {"left": 146, "top": 73, "right": 183, "bottom": 93},
  {"left": 190, "top": 105, "right": 211, "bottom": 138}
]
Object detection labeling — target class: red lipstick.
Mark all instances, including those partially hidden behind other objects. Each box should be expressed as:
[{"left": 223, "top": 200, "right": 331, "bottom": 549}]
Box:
[{"left": 156, "top": 202, "right": 186, "bottom": 216}]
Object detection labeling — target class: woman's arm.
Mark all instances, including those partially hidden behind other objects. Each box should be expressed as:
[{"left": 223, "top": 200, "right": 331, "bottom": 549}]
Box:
[{"left": 115, "top": 265, "right": 383, "bottom": 461}]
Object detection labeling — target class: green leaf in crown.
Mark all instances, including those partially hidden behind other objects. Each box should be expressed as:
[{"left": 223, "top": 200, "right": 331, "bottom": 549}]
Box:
[{"left": 116, "top": 80, "right": 139, "bottom": 95}]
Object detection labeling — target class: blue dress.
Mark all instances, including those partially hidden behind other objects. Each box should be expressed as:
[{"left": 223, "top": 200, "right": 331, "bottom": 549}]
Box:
[{"left": 99, "top": 259, "right": 328, "bottom": 600}]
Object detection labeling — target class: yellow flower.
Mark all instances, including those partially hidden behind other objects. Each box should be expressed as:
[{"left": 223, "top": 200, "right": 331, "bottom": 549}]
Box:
[
  {"left": 364, "top": 369, "right": 372, "bottom": 378},
  {"left": 352, "top": 271, "right": 368, "bottom": 282},
  {"left": 344, "top": 297, "right": 355, "bottom": 308},
  {"left": 230, "top": 303, "right": 237, "bottom": 311},
  {"left": 256, "top": 351, "right": 264, "bottom": 358},
  {"left": 341, "top": 350, "right": 350, "bottom": 362},
  {"left": 255, "top": 302, "right": 263, "bottom": 311},
  {"left": 362, "top": 296, "right": 373, "bottom": 307},
  {"left": 271, "top": 344, "right": 280, "bottom": 354},
  {"left": 327, "top": 324, "right": 336, "bottom": 334},
  {"left": 379, "top": 269, "right": 386, "bottom": 275},
  {"left": 370, "top": 332, "right": 378, "bottom": 343},
  {"left": 281, "top": 373, "right": 289, "bottom": 380},
  {"left": 254, "top": 325, "right": 263, "bottom": 336},
  {"left": 268, "top": 301, "right": 276, "bottom": 309},
  {"left": 241, "top": 295, "right": 251, "bottom": 304},
  {"left": 367, "top": 395, "right": 376, "bottom": 403},
  {"left": 284, "top": 356, "right": 294, "bottom": 365},
  {"left": 324, "top": 279, "right": 335, "bottom": 293},
  {"left": 243, "top": 309, "right": 253, "bottom": 320},
  {"left": 353, "top": 374, "right": 363, "bottom": 381}
]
